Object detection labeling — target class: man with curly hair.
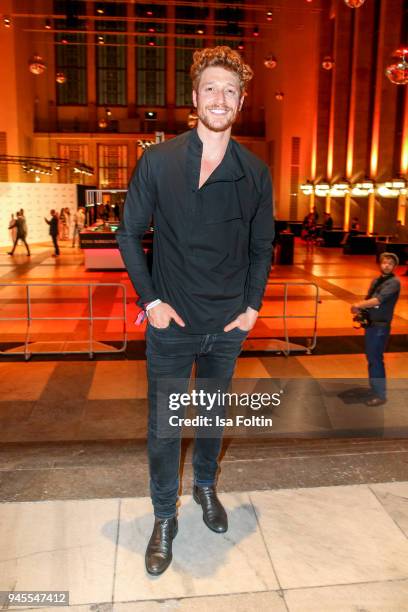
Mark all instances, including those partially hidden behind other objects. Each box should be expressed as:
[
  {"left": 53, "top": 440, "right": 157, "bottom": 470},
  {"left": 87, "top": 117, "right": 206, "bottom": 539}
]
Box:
[{"left": 117, "top": 46, "right": 274, "bottom": 575}]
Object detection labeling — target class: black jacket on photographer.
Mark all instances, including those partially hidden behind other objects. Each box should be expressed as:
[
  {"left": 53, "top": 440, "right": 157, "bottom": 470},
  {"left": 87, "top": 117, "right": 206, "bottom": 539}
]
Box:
[{"left": 365, "top": 274, "right": 400, "bottom": 324}]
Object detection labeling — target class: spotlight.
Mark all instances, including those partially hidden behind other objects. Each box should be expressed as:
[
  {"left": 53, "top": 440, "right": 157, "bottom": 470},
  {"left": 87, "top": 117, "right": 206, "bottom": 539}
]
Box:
[
  {"left": 264, "top": 54, "right": 277, "bottom": 69},
  {"left": 44, "top": 19, "right": 52, "bottom": 30},
  {"left": 98, "top": 35, "right": 105, "bottom": 45},
  {"left": 300, "top": 181, "right": 314, "bottom": 195},
  {"left": 275, "top": 91, "right": 284, "bottom": 100},
  {"left": 252, "top": 26, "right": 260, "bottom": 37},
  {"left": 147, "top": 38, "right": 156, "bottom": 47},
  {"left": 322, "top": 56, "right": 335, "bottom": 70},
  {"left": 145, "top": 111, "right": 157, "bottom": 120},
  {"left": 237, "top": 41, "right": 245, "bottom": 51},
  {"left": 29, "top": 55, "right": 47, "bottom": 75},
  {"left": 344, "top": 0, "right": 366, "bottom": 7},
  {"left": 266, "top": 11, "right": 273, "bottom": 21},
  {"left": 3, "top": 15, "right": 11, "bottom": 28}
]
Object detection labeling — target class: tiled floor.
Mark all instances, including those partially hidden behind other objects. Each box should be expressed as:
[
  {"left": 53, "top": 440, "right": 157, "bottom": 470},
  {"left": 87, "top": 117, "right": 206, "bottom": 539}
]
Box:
[
  {"left": 0, "top": 239, "right": 407, "bottom": 611},
  {"left": 1, "top": 483, "right": 408, "bottom": 610}
]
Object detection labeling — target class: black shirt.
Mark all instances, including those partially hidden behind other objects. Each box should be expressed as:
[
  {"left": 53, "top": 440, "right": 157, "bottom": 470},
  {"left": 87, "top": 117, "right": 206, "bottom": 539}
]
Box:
[
  {"left": 365, "top": 274, "right": 401, "bottom": 324},
  {"left": 46, "top": 216, "right": 58, "bottom": 237},
  {"left": 116, "top": 128, "right": 274, "bottom": 333},
  {"left": 324, "top": 216, "right": 333, "bottom": 230}
]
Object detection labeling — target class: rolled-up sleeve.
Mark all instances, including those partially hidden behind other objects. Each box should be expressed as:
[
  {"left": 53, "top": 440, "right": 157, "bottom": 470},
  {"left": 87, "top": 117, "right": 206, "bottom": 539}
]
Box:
[
  {"left": 245, "top": 167, "right": 275, "bottom": 311},
  {"left": 116, "top": 150, "right": 158, "bottom": 305},
  {"left": 374, "top": 278, "right": 400, "bottom": 303}
]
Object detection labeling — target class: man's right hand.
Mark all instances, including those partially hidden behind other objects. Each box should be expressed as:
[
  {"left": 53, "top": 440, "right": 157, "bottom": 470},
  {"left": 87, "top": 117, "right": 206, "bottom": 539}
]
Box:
[{"left": 147, "top": 302, "right": 185, "bottom": 328}]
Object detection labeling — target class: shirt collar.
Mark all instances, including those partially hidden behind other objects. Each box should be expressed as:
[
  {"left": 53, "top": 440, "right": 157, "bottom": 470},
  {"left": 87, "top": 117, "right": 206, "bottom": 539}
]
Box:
[{"left": 188, "top": 127, "right": 245, "bottom": 184}]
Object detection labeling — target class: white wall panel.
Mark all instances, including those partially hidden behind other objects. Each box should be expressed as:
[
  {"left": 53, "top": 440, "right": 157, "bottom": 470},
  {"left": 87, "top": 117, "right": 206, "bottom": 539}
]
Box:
[{"left": 0, "top": 183, "right": 77, "bottom": 247}]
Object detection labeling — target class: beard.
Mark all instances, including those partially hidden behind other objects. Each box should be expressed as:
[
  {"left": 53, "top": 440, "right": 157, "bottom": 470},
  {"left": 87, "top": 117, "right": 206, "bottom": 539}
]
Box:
[{"left": 196, "top": 104, "right": 238, "bottom": 133}]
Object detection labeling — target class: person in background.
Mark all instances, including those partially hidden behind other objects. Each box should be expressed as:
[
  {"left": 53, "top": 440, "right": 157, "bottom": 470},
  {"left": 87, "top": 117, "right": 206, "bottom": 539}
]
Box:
[
  {"left": 64, "top": 207, "right": 71, "bottom": 240},
  {"left": 72, "top": 207, "right": 86, "bottom": 247},
  {"left": 8, "top": 213, "right": 17, "bottom": 245},
  {"left": 343, "top": 216, "right": 360, "bottom": 246},
  {"left": 45, "top": 210, "right": 60, "bottom": 257},
  {"left": 59, "top": 208, "right": 67, "bottom": 240},
  {"left": 302, "top": 211, "right": 317, "bottom": 247},
  {"left": 19, "top": 209, "right": 28, "bottom": 237},
  {"left": 393, "top": 220, "right": 408, "bottom": 243},
  {"left": 350, "top": 217, "right": 360, "bottom": 232},
  {"left": 316, "top": 212, "right": 334, "bottom": 244},
  {"left": 323, "top": 212, "right": 333, "bottom": 231},
  {"left": 351, "top": 252, "right": 400, "bottom": 406},
  {"left": 8, "top": 211, "right": 30, "bottom": 256}
]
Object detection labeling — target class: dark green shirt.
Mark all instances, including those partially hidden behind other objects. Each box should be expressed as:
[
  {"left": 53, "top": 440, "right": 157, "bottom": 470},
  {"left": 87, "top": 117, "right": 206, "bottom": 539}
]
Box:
[{"left": 116, "top": 128, "right": 274, "bottom": 333}]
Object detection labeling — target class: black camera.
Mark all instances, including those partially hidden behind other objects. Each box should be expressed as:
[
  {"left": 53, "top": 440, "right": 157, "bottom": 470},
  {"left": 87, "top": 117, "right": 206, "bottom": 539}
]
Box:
[{"left": 353, "top": 309, "right": 371, "bottom": 329}]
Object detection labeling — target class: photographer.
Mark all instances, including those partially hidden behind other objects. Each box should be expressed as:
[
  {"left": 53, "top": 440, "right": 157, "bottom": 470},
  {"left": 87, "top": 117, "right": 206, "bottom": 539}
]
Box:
[{"left": 351, "top": 253, "right": 400, "bottom": 406}]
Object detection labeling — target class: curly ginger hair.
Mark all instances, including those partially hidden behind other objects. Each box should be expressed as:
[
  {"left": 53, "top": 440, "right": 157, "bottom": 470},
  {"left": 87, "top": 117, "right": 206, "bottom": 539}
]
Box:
[{"left": 190, "top": 46, "right": 254, "bottom": 94}]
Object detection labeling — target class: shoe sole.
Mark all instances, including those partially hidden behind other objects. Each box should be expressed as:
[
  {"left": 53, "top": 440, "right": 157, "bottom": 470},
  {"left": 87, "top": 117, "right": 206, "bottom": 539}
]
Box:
[
  {"left": 145, "top": 522, "right": 178, "bottom": 576},
  {"left": 193, "top": 491, "right": 228, "bottom": 533}
]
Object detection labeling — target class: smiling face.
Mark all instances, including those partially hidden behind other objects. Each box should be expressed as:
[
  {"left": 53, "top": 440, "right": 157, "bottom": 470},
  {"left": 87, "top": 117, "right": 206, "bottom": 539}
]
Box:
[{"left": 192, "top": 66, "right": 244, "bottom": 133}]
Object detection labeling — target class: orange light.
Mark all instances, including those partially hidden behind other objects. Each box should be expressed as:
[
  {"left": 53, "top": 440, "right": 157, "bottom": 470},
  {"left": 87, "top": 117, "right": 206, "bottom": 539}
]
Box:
[
  {"left": 401, "top": 86, "right": 408, "bottom": 173},
  {"left": 311, "top": 108, "right": 317, "bottom": 180},
  {"left": 367, "top": 192, "right": 375, "bottom": 234},
  {"left": 370, "top": 146, "right": 378, "bottom": 178},
  {"left": 344, "top": 193, "right": 351, "bottom": 230},
  {"left": 327, "top": 65, "right": 336, "bottom": 180}
]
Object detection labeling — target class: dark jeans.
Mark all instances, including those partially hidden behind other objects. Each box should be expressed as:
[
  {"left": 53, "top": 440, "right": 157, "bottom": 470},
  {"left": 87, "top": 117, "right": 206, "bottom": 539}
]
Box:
[
  {"left": 364, "top": 325, "right": 391, "bottom": 400},
  {"left": 10, "top": 236, "right": 30, "bottom": 255},
  {"left": 51, "top": 235, "right": 60, "bottom": 255},
  {"left": 146, "top": 322, "right": 248, "bottom": 518}
]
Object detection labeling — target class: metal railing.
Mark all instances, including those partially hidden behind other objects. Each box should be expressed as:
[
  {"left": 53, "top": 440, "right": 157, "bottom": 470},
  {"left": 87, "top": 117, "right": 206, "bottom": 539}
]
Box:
[
  {"left": 0, "top": 282, "right": 127, "bottom": 360},
  {"left": 0, "top": 281, "right": 318, "bottom": 359},
  {"left": 245, "top": 281, "right": 320, "bottom": 356}
]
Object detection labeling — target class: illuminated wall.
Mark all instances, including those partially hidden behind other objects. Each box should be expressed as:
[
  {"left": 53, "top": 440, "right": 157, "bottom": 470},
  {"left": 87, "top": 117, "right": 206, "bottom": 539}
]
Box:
[
  {"left": 0, "top": 0, "right": 406, "bottom": 225},
  {"left": 0, "top": 182, "right": 77, "bottom": 247}
]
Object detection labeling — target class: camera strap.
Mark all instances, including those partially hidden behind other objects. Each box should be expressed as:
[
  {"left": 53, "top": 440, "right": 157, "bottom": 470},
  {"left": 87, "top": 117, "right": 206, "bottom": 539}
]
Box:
[{"left": 366, "top": 273, "right": 394, "bottom": 300}]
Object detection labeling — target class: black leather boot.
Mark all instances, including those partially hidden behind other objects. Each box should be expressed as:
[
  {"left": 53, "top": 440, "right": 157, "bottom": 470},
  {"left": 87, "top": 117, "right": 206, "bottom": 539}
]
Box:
[
  {"left": 193, "top": 484, "right": 228, "bottom": 533},
  {"left": 145, "top": 516, "right": 178, "bottom": 576}
]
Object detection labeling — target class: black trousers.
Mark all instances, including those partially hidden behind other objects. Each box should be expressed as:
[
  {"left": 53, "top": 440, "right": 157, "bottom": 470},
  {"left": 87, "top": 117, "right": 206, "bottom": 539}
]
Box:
[
  {"left": 10, "top": 236, "right": 30, "bottom": 255},
  {"left": 146, "top": 322, "right": 247, "bottom": 518},
  {"left": 51, "top": 235, "right": 60, "bottom": 255}
]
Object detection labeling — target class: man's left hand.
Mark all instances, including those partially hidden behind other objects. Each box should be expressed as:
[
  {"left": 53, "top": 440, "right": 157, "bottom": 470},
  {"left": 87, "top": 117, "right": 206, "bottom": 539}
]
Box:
[{"left": 224, "top": 306, "right": 259, "bottom": 332}]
